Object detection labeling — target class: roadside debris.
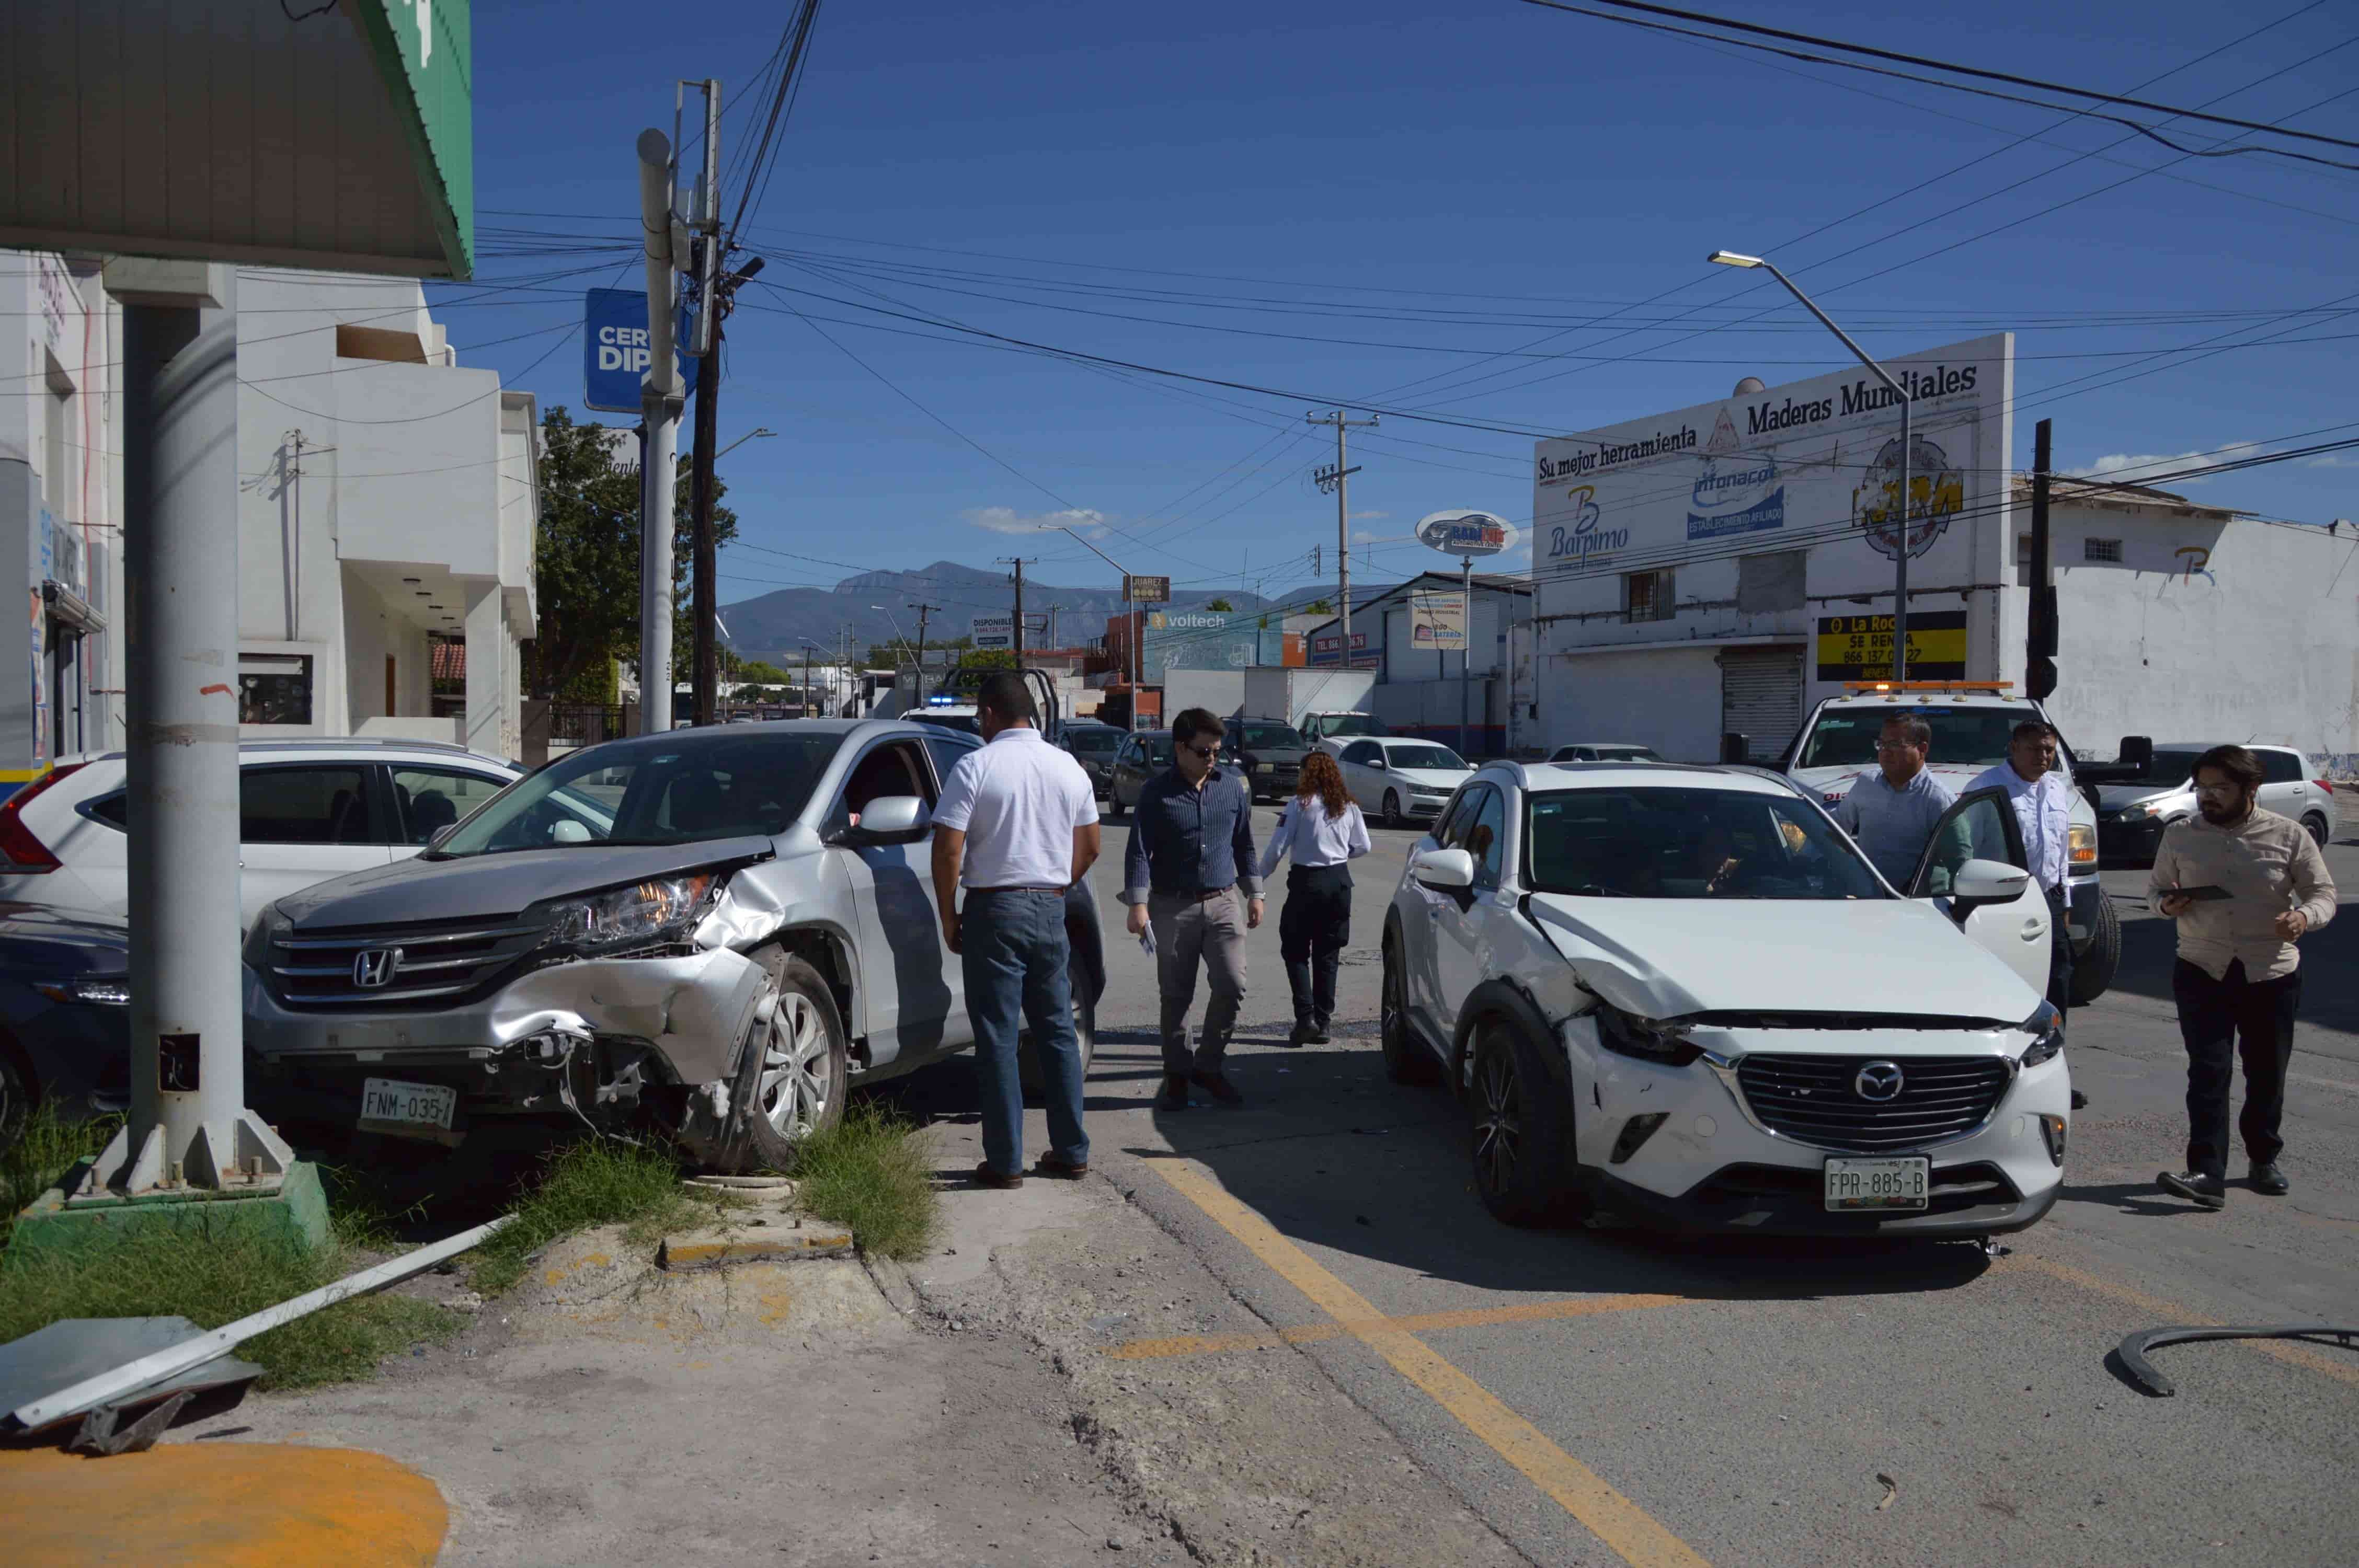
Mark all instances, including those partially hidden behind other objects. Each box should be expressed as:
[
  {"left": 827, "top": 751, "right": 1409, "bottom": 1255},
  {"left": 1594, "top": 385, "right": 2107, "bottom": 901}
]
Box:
[
  {"left": 2115, "top": 1323, "right": 2358, "bottom": 1398},
  {"left": 1875, "top": 1473, "right": 1898, "bottom": 1511}
]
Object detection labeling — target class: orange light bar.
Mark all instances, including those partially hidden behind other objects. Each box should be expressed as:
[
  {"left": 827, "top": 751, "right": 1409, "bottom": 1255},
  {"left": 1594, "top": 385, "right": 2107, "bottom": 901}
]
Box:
[{"left": 1840, "top": 680, "right": 2016, "bottom": 694}]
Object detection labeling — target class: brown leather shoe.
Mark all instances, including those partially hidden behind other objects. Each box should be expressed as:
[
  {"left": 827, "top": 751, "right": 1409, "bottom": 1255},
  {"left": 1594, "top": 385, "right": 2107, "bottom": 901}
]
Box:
[
  {"left": 974, "top": 1161, "right": 1025, "bottom": 1190},
  {"left": 1190, "top": 1068, "right": 1243, "bottom": 1107},
  {"left": 1035, "top": 1153, "right": 1089, "bottom": 1180}
]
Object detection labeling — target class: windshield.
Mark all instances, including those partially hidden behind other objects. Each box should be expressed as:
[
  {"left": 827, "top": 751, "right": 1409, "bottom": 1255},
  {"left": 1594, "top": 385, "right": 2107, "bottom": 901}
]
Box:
[
  {"left": 1237, "top": 722, "right": 1304, "bottom": 750},
  {"left": 1063, "top": 729, "right": 1121, "bottom": 754},
  {"left": 432, "top": 733, "right": 843, "bottom": 856},
  {"left": 1320, "top": 714, "right": 1384, "bottom": 737},
  {"left": 1385, "top": 744, "right": 1467, "bottom": 771},
  {"left": 1526, "top": 786, "right": 1886, "bottom": 900},
  {"left": 2144, "top": 751, "right": 2204, "bottom": 789},
  {"left": 1799, "top": 707, "right": 2071, "bottom": 773},
  {"left": 910, "top": 712, "right": 981, "bottom": 735}
]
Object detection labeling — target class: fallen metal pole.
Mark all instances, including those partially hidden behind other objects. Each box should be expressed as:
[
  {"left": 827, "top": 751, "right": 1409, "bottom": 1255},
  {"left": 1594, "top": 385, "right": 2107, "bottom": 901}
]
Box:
[{"left": 6, "top": 1215, "right": 513, "bottom": 1432}]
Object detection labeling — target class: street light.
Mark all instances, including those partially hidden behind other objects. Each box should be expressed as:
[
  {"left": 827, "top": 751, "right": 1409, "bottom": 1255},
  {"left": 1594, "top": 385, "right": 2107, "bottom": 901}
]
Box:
[
  {"left": 1710, "top": 248, "right": 1915, "bottom": 680},
  {"left": 1042, "top": 523, "right": 1142, "bottom": 732},
  {"left": 714, "top": 426, "right": 775, "bottom": 464},
  {"left": 798, "top": 637, "right": 829, "bottom": 717}
]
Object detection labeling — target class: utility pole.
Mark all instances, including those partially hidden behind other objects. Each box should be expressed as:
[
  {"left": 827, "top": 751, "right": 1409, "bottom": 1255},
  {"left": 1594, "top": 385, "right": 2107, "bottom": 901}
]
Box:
[
  {"left": 1309, "top": 410, "right": 1376, "bottom": 668},
  {"left": 999, "top": 557, "right": 1034, "bottom": 666},
  {"left": 910, "top": 602, "right": 939, "bottom": 708},
  {"left": 635, "top": 128, "right": 683, "bottom": 735},
  {"left": 685, "top": 80, "right": 724, "bottom": 728},
  {"left": 802, "top": 643, "right": 814, "bottom": 717},
  {"left": 2027, "top": 418, "right": 2057, "bottom": 700}
]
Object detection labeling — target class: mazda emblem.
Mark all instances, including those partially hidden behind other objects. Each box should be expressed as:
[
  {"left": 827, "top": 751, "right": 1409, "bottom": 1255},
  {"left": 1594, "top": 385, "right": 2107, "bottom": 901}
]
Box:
[
  {"left": 352, "top": 948, "right": 404, "bottom": 988},
  {"left": 1853, "top": 1060, "right": 1905, "bottom": 1102}
]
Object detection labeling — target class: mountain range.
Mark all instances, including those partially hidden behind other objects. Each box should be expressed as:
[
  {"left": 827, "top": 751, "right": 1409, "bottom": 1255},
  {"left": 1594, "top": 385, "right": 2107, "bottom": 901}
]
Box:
[{"left": 719, "top": 560, "right": 1297, "bottom": 664}]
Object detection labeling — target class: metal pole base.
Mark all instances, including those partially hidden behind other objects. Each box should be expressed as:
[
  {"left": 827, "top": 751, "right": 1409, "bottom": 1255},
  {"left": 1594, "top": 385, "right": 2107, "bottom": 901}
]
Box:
[{"left": 71, "top": 1109, "right": 295, "bottom": 1201}]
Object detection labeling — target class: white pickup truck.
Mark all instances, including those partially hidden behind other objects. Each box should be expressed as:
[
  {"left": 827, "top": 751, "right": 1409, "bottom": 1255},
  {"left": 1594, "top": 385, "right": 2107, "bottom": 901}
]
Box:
[{"left": 1780, "top": 683, "right": 2120, "bottom": 1004}]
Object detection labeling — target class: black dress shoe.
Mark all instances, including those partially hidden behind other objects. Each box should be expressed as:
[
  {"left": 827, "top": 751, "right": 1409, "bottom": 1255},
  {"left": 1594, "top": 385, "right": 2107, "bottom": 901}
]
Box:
[
  {"left": 2070, "top": 1089, "right": 2089, "bottom": 1111},
  {"left": 1281, "top": 1020, "right": 1316, "bottom": 1047},
  {"left": 1155, "top": 1073, "right": 1192, "bottom": 1111},
  {"left": 1190, "top": 1068, "right": 1244, "bottom": 1106},
  {"left": 2158, "top": 1170, "right": 2227, "bottom": 1209},
  {"left": 2250, "top": 1162, "right": 2291, "bottom": 1195},
  {"left": 1308, "top": 1016, "right": 1333, "bottom": 1044}
]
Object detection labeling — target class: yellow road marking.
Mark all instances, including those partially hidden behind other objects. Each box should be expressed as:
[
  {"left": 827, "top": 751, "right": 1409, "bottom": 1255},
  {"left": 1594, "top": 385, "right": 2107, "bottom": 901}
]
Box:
[
  {"left": 1111, "top": 1290, "right": 1688, "bottom": 1360},
  {"left": 1152, "top": 1159, "right": 1711, "bottom": 1568},
  {"left": 2014, "top": 1254, "right": 2359, "bottom": 1391}
]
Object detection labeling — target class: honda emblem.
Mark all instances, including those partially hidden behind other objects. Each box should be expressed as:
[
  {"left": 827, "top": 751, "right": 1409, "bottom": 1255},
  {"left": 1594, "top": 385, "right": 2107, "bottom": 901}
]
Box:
[{"left": 352, "top": 948, "right": 404, "bottom": 988}]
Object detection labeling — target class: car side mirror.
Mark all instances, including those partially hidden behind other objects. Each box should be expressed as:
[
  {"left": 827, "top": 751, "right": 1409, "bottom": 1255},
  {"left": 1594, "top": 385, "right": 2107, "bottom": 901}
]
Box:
[
  {"left": 2119, "top": 734, "right": 2154, "bottom": 773},
  {"left": 833, "top": 794, "right": 930, "bottom": 846},
  {"left": 1414, "top": 847, "right": 1476, "bottom": 890},
  {"left": 1368, "top": 756, "right": 1389, "bottom": 771},
  {"left": 1945, "top": 857, "right": 2031, "bottom": 908}
]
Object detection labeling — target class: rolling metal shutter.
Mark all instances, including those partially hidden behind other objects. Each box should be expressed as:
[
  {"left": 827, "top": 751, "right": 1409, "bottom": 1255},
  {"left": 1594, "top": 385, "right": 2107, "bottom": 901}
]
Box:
[{"left": 1719, "top": 647, "right": 1803, "bottom": 763}]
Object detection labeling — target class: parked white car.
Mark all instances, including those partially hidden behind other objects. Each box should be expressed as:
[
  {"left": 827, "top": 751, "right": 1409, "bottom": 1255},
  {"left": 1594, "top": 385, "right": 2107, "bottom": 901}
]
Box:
[
  {"left": 1783, "top": 684, "right": 2119, "bottom": 1004},
  {"left": 1380, "top": 760, "right": 2069, "bottom": 1239},
  {"left": 2097, "top": 742, "right": 2336, "bottom": 863},
  {"left": 0, "top": 740, "right": 525, "bottom": 927},
  {"left": 1548, "top": 742, "right": 1665, "bottom": 764},
  {"left": 1334, "top": 738, "right": 1473, "bottom": 828}
]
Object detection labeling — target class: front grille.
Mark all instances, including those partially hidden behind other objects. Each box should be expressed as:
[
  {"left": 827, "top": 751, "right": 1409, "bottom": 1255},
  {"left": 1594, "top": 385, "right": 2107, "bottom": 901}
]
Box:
[
  {"left": 267, "top": 917, "right": 546, "bottom": 1011},
  {"left": 1734, "top": 1054, "right": 2013, "bottom": 1153}
]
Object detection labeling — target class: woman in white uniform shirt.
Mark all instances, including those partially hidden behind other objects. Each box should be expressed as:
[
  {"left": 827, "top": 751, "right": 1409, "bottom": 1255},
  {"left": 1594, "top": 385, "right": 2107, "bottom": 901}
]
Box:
[{"left": 1258, "top": 751, "right": 1372, "bottom": 1045}]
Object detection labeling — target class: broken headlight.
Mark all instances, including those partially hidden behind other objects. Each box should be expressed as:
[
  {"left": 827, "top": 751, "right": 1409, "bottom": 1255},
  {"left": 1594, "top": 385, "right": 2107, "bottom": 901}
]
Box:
[
  {"left": 534, "top": 871, "right": 727, "bottom": 959},
  {"left": 1590, "top": 1000, "right": 1703, "bottom": 1067},
  {"left": 2018, "top": 999, "right": 2065, "bottom": 1068}
]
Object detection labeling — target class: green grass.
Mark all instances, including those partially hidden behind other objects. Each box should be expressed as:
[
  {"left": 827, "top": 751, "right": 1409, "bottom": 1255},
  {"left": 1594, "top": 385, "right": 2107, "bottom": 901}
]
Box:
[
  {"left": 792, "top": 1104, "right": 941, "bottom": 1261},
  {"left": 467, "top": 1136, "right": 715, "bottom": 1297},
  {"left": 1, "top": 1106, "right": 115, "bottom": 1250},
  {"left": 0, "top": 1204, "right": 456, "bottom": 1391}
]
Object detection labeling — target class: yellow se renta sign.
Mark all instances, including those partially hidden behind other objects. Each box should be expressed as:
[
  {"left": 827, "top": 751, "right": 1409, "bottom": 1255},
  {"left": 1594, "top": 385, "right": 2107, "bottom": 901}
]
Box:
[{"left": 1815, "top": 610, "right": 1967, "bottom": 681}]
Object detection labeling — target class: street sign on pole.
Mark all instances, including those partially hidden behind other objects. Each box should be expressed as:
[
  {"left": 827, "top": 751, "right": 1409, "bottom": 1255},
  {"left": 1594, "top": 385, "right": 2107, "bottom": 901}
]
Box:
[
  {"left": 585, "top": 288, "right": 700, "bottom": 413},
  {"left": 1124, "top": 574, "right": 1171, "bottom": 604}
]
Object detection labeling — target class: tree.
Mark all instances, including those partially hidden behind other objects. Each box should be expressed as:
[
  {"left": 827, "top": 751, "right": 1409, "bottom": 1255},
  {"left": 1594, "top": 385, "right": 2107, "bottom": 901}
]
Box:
[
  {"left": 735, "top": 659, "right": 791, "bottom": 685},
  {"left": 1205, "top": 597, "right": 1235, "bottom": 613},
  {"left": 1302, "top": 597, "right": 1333, "bottom": 615},
  {"left": 526, "top": 407, "right": 738, "bottom": 698}
]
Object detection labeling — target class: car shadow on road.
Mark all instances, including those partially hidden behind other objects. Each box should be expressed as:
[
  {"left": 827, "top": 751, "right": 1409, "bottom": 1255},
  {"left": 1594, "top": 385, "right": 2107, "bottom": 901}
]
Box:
[{"left": 1114, "top": 1048, "right": 1997, "bottom": 1306}]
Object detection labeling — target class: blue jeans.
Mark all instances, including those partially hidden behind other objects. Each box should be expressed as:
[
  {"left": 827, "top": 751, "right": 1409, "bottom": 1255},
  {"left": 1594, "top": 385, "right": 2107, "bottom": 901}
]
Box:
[{"left": 960, "top": 888, "right": 1088, "bottom": 1175}]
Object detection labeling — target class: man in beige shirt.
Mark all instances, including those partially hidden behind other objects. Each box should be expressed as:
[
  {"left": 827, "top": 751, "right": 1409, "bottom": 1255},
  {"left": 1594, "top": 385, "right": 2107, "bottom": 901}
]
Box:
[{"left": 2150, "top": 745, "right": 2337, "bottom": 1208}]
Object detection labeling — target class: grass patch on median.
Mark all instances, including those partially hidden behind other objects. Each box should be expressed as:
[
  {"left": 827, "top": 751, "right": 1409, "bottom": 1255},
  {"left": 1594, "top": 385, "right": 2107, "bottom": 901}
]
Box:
[
  {"left": 793, "top": 1104, "right": 940, "bottom": 1262},
  {"left": 1, "top": 1107, "right": 115, "bottom": 1251},
  {"left": 0, "top": 1203, "right": 456, "bottom": 1392},
  {"left": 467, "top": 1136, "right": 714, "bottom": 1297}
]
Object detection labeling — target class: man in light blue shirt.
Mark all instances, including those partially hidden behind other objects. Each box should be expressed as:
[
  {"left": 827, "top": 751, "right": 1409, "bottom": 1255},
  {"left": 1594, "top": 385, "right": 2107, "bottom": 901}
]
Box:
[
  {"left": 1969, "top": 719, "right": 2076, "bottom": 1013},
  {"left": 1834, "top": 714, "right": 1957, "bottom": 887}
]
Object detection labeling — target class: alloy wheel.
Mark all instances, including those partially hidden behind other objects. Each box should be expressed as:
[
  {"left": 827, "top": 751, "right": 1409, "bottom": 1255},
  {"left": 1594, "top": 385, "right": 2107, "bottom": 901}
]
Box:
[
  {"left": 758, "top": 989, "right": 834, "bottom": 1139},
  {"left": 1472, "top": 1046, "right": 1522, "bottom": 1197},
  {"left": 1385, "top": 791, "right": 1403, "bottom": 829}
]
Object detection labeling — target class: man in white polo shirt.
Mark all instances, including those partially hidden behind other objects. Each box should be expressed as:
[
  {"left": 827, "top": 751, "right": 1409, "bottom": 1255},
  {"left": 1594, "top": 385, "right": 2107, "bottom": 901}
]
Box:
[
  {"left": 931, "top": 672, "right": 1102, "bottom": 1189},
  {"left": 1969, "top": 719, "right": 2076, "bottom": 1018}
]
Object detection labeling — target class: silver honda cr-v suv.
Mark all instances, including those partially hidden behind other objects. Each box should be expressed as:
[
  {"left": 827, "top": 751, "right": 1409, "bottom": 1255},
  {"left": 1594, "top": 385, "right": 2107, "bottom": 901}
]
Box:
[{"left": 242, "top": 719, "right": 1103, "bottom": 1170}]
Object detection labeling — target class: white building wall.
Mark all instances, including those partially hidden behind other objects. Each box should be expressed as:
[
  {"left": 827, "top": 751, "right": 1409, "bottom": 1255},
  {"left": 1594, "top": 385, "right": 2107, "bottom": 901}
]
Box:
[{"left": 1538, "top": 645, "right": 1727, "bottom": 762}]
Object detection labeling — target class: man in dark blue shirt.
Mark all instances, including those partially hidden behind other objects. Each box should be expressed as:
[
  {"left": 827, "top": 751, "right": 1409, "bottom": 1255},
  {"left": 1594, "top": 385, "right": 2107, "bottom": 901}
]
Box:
[{"left": 1123, "top": 708, "right": 1263, "bottom": 1110}]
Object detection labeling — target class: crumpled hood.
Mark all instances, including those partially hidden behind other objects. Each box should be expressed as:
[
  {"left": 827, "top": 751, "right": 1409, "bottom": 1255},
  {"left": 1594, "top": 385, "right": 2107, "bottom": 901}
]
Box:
[
  {"left": 1524, "top": 892, "right": 2037, "bottom": 1022},
  {"left": 275, "top": 836, "right": 777, "bottom": 929}
]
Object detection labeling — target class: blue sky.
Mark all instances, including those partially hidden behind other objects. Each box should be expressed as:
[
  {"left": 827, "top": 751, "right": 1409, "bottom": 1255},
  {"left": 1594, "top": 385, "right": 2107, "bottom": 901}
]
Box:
[{"left": 449, "top": 0, "right": 2359, "bottom": 616}]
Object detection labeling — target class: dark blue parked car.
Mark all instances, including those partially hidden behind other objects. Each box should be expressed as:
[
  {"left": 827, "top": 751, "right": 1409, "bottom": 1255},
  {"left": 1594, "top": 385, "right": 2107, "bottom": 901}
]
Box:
[{"left": 0, "top": 902, "right": 130, "bottom": 1152}]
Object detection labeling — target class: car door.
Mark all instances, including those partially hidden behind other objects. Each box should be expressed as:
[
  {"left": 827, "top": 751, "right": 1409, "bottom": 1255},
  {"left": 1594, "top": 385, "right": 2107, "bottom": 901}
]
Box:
[
  {"left": 826, "top": 735, "right": 961, "bottom": 1069},
  {"left": 1907, "top": 785, "right": 2051, "bottom": 995},
  {"left": 236, "top": 765, "right": 397, "bottom": 926},
  {"left": 1430, "top": 783, "right": 1510, "bottom": 1042},
  {"left": 385, "top": 765, "right": 514, "bottom": 859},
  {"left": 2254, "top": 747, "right": 2306, "bottom": 821}
]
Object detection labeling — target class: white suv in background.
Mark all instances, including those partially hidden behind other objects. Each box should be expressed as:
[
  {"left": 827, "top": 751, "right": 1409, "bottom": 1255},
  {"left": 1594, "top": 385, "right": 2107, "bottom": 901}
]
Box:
[
  {"left": 1381, "top": 760, "right": 2070, "bottom": 1239},
  {"left": 0, "top": 740, "right": 524, "bottom": 927}
]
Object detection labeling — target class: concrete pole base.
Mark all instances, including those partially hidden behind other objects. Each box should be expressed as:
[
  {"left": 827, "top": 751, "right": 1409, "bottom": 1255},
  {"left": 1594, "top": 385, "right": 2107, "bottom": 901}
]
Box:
[
  {"left": 70, "top": 1110, "right": 296, "bottom": 1202},
  {"left": 12, "top": 1160, "right": 329, "bottom": 1263}
]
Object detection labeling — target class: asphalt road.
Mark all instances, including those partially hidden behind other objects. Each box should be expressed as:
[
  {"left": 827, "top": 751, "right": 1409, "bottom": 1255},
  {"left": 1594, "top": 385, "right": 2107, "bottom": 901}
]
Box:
[{"left": 935, "top": 793, "right": 2359, "bottom": 1567}]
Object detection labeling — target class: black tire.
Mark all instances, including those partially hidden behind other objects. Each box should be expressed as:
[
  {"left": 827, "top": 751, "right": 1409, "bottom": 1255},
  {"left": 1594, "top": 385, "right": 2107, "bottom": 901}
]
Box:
[
  {"left": 1107, "top": 786, "right": 1127, "bottom": 821},
  {"left": 2067, "top": 886, "right": 2121, "bottom": 1007},
  {"left": 729, "top": 955, "right": 849, "bottom": 1173},
  {"left": 2303, "top": 812, "right": 2331, "bottom": 849},
  {"left": 1381, "top": 932, "right": 1440, "bottom": 1086},
  {"left": 1384, "top": 790, "right": 1404, "bottom": 829},
  {"left": 1020, "top": 988, "right": 1096, "bottom": 1100},
  {"left": 1468, "top": 1017, "right": 1584, "bottom": 1227}
]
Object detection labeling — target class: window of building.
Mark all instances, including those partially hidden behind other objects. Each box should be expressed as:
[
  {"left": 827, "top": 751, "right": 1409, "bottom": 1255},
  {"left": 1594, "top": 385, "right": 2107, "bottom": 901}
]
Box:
[
  {"left": 2016, "top": 534, "right": 2032, "bottom": 569},
  {"left": 2083, "top": 538, "right": 2124, "bottom": 563},
  {"left": 239, "top": 654, "right": 314, "bottom": 725},
  {"left": 1624, "top": 569, "right": 1675, "bottom": 623}
]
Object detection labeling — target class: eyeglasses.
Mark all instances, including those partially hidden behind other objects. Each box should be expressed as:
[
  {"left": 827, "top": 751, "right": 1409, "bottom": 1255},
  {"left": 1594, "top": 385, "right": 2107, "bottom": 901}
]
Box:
[
  {"left": 1874, "top": 739, "right": 1922, "bottom": 753},
  {"left": 2192, "top": 781, "right": 2242, "bottom": 798},
  {"left": 1183, "top": 742, "right": 1218, "bottom": 759}
]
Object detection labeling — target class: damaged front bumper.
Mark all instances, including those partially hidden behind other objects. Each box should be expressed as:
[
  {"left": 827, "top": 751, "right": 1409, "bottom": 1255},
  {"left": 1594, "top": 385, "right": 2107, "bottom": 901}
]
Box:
[{"left": 243, "top": 948, "right": 770, "bottom": 1134}]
